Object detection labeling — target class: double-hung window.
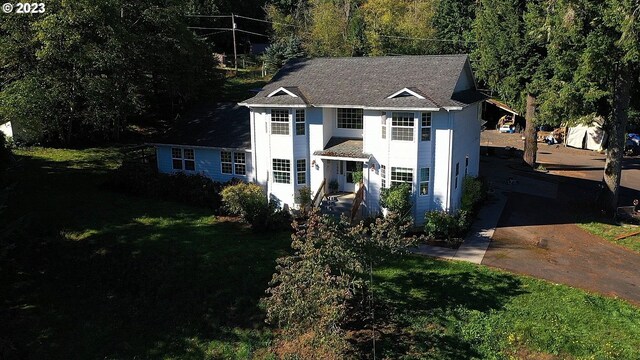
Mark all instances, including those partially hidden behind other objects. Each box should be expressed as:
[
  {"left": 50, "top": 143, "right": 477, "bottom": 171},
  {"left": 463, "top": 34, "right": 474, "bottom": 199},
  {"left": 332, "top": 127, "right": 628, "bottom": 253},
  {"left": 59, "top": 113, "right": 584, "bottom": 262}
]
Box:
[
  {"left": 273, "top": 159, "right": 291, "bottom": 184},
  {"left": 234, "top": 152, "right": 246, "bottom": 175},
  {"left": 271, "top": 109, "right": 290, "bottom": 135},
  {"left": 295, "top": 109, "right": 305, "bottom": 135},
  {"left": 380, "top": 165, "right": 386, "bottom": 188},
  {"left": 421, "top": 112, "right": 431, "bottom": 141},
  {"left": 455, "top": 162, "right": 460, "bottom": 189},
  {"left": 391, "top": 112, "right": 414, "bottom": 141},
  {"left": 337, "top": 108, "right": 363, "bottom": 129},
  {"left": 296, "top": 159, "right": 306, "bottom": 185},
  {"left": 220, "top": 151, "right": 246, "bottom": 175},
  {"left": 221, "top": 151, "right": 233, "bottom": 174},
  {"left": 381, "top": 113, "right": 387, "bottom": 139},
  {"left": 172, "top": 147, "right": 195, "bottom": 171},
  {"left": 391, "top": 167, "right": 413, "bottom": 187},
  {"left": 419, "top": 168, "right": 430, "bottom": 196}
]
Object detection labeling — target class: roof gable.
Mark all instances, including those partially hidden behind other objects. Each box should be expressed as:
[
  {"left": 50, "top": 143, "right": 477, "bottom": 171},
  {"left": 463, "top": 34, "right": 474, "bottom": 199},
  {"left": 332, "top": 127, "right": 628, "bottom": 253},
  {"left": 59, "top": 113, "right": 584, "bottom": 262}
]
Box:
[
  {"left": 387, "top": 88, "right": 426, "bottom": 100},
  {"left": 267, "top": 87, "right": 299, "bottom": 98}
]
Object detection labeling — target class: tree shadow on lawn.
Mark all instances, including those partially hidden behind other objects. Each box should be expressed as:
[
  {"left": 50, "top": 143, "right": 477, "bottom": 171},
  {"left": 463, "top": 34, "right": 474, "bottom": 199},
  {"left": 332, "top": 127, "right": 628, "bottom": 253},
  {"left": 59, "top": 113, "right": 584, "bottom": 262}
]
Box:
[
  {"left": 3, "top": 213, "right": 290, "bottom": 359},
  {"left": 1, "top": 153, "right": 291, "bottom": 359},
  {"left": 354, "top": 256, "right": 526, "bottom": 359}
]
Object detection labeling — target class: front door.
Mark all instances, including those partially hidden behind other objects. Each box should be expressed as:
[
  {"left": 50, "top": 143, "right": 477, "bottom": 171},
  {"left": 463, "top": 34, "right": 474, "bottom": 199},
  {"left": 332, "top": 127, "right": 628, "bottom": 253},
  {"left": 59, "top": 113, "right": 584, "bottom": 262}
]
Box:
[{"left": 344, "top": 161, "right": 360, "bottom": 193}]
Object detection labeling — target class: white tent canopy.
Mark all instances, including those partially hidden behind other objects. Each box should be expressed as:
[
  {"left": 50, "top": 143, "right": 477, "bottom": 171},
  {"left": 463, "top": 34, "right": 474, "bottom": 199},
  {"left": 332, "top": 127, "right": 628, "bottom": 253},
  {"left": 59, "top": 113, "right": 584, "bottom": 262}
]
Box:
[{"left": 566, "top": 117, "right": 606, "bottom": 151}]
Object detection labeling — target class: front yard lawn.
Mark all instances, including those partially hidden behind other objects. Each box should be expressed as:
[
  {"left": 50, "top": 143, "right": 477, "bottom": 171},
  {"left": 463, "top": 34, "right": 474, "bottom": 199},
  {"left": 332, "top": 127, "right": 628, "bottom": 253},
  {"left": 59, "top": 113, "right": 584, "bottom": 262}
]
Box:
[{"left": 2, "top": 147, "right": 639, "bottom": 359}]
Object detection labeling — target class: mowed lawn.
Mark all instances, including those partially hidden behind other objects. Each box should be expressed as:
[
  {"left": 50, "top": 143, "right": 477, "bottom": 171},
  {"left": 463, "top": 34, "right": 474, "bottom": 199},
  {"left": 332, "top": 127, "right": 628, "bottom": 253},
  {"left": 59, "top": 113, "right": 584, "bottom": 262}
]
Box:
[{"left": 2, "top": 147, "right": 640, "bottom": 359}]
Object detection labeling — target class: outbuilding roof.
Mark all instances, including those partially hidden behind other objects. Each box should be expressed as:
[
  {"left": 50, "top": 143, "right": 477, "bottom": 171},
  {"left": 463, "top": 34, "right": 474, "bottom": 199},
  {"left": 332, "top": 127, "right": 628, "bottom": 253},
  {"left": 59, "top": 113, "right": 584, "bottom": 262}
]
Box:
[
  {"left": 152, "top": 103, "right": 251, "bottom": 149},
  {"left": 241, "top": 55, "right": 485, "bottom": 109}
]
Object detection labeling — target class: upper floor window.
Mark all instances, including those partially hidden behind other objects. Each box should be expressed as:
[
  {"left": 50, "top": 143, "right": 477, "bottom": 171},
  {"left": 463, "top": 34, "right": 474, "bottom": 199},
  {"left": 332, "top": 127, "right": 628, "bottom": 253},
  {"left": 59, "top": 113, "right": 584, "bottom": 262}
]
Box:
[
  {"left": 381, "top": 113, "right": 387, "bottom": 139},
  {"left": 391, "top": 112, "right": 414, "bottom": 141},
  {"left": 421, "top": 112, "right": 431, "bottom": 141},
  {"left": 295, "top": 109, "right": 305, "bottom": 135},
  {"left": 172, "top": 147, "right": 195, "bottom": 171},
  {"left": 271, "top": 109, "right": 290, "bottom": 135},
  {"left": 272, "top": 158, "right": 291, "bottom": 184},
  {"left": 337, "top": 108, "right": 363, "bottom": 129},
  {"left": 380, "top": 164, "right": 386, "bottom": 188}
]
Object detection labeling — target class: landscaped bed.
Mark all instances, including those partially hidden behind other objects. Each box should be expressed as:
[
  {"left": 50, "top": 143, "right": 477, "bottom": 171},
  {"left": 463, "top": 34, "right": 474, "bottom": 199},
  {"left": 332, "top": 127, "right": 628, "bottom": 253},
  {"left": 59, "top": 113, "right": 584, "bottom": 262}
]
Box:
[{"left": 1, "top": 147, "right": 639, "bottom": 359}]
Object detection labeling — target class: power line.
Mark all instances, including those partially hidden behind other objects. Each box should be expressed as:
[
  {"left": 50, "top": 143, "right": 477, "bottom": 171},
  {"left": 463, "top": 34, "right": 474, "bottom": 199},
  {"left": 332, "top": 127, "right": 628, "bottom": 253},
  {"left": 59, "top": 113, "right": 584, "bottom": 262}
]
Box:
[
  {"left": 185, "top": 14, "right": 231, "bottom": 18},
  {"left": 234, "top": 14, "right": 298, "bottom": 28},
  {"left": 235, "top": 28, "right": 270, "bottom": 38},
  {"left": 379, "top": 34, "right": 480, "bottom": 43},
  {"left": 187, "top": 26, "right": 232, "bottom": 31}
]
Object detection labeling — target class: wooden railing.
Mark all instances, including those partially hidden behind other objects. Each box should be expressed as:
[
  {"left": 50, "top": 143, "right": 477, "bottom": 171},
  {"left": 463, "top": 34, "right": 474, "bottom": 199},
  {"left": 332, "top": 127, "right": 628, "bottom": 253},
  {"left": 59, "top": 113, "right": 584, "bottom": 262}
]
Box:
[
  {"left": 350, "top": 181, "right": 365, "bottom": 221},
  {"left": 312, "top": 178, "right": 327, "bottom": 209}
]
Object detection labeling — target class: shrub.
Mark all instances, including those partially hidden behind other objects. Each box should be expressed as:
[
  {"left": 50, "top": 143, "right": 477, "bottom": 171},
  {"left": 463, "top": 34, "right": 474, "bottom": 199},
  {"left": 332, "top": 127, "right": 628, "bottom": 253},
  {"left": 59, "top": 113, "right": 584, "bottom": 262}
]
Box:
[
  {"left": 329, "top": 179, "right": 339, "bottom": 193},
  {"left": 106, "top": 163, "right": 230, "bottom": 212},
  {"left": 461, "top": 176, "right": 486, "bottom": 212},
  {"left": 351, "top": 170, "right": 363, "bottom": 184},
  {"left": 221, "top": 182, "right": 291, "bottom": 232},
  {"left": 380, "top": 183, "right": 412, "bottom": 215},
  {"left": 424, "top": 210, "right": 471, "bottom": 243},
  {"left": 295, "top": 186, "right": 312, "bottom": 213}
]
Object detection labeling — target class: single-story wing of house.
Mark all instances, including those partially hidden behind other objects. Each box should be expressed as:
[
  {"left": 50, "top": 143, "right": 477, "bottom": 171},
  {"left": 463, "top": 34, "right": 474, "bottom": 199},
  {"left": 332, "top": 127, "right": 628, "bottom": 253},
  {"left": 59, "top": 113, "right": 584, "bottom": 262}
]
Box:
[{"left": 150, "top": 103, "right": 253, "bottom": 183}]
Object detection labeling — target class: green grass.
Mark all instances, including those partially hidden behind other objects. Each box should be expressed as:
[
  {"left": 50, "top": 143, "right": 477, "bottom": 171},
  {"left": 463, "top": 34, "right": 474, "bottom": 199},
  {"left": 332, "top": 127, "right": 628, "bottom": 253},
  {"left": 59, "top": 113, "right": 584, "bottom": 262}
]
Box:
[
  {"left": 373, "top": 256, "right": 640, "bottom": 359},
  {"left": 222, "top": 73, "right": 269, "bottom": 103},
  {"left": 3, "top": 147, "right": 640, "bottom": 359},
  {"left": 1, "top": 147, "right": 290, "bottom": 359},
  {"left": 579, "top": 220, "right": 640, "bottom": 253}
]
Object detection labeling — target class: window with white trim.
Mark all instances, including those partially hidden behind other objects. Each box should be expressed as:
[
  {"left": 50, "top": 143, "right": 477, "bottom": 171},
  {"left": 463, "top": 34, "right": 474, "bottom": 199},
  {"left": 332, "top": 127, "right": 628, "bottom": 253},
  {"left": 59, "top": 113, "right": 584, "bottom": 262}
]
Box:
[
  {"left": 272, "top": 159, "right": 291, "bottom": 184},
  {"left": 391, "top": 167, "right": 413, "bottom": 187},
  {"left": 419, "top": 168, "right": 430, "bottom": 196},
  {"left": 381, "top": 113, "right": 387, "bottom": 139},
  {"left": 337, "top": 108, "right": 363, "bottom": 129},
  {"left": 421, "top": 112, "right": 431, "bottom": 141},
  {"left": 455, "top": 162, "right": 460, "bottom": 189},
  {"left": 295, "top": 109, "right": 305, "bottom": 135},
  {"left": 271, "top": 109, "right": 290, "bottom": 135},
  {"left": 234, "top": 152, "right": 246, "bottom": 175},
  {"left": 380, "top": 164, "right": 386, "bottom": 188},
  {"left": 296, "top": 159, "right": 306, "bottom": 185},
  {"left": 221, "top": 151, "right": 233, "bottom": 174},
  {"left": 391, "top": 112, "right": 414, "bottom": 141},
  {"left": 172, "top": 147, "right": 195, "bottom": 171},
  {"left": 220, "top": 151, "right": 246, "bottom": 175}
]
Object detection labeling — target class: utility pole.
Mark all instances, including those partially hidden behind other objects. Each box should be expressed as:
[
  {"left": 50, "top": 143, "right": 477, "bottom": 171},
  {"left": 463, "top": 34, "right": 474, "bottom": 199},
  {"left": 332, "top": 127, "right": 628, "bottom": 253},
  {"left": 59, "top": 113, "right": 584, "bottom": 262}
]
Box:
[{"left": 231, "top": 13, "right": 238, "bottom": 71}]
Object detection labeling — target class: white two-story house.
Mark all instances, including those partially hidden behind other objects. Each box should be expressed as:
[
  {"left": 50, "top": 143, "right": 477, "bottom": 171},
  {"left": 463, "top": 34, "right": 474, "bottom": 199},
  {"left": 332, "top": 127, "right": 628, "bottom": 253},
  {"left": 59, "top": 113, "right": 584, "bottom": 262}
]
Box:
[{"left": 238, "top": 55, "right": 486, "bottom": 224}]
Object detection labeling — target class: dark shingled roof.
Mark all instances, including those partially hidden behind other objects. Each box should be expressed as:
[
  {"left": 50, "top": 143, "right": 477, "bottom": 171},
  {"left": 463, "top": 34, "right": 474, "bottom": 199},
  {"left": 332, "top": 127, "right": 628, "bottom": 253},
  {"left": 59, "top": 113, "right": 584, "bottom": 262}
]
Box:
[
  {"left": 242, "top": 55, "right": 486, "bottom": 108},
  {"left": 154, "top": 103, "right": 251, "bottom": 149},
  {"left": 313, "top": 137, "right": 369, "bottom": 159}
]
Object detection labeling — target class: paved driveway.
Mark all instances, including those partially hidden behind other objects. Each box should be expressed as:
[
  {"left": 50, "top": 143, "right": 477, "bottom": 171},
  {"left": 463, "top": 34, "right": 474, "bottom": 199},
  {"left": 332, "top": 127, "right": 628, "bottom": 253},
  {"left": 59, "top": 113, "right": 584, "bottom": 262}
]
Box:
[{"left": 479, "top": 135, "right": 640, "bottom": 306}]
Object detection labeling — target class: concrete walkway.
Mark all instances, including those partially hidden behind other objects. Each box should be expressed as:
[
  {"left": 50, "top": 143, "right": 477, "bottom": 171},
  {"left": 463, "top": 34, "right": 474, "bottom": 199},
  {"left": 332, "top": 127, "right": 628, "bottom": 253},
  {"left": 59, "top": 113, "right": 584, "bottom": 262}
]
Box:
[{"left": 413, "top": 186, "right": 508, "bottom": 264}]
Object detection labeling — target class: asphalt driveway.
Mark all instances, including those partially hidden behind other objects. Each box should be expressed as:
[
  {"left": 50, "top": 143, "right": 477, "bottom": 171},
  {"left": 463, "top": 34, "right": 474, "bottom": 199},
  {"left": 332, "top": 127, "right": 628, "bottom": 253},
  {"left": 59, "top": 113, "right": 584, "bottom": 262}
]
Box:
[{"left": 480, "top": 133, "right": 640, "bottom": 306}]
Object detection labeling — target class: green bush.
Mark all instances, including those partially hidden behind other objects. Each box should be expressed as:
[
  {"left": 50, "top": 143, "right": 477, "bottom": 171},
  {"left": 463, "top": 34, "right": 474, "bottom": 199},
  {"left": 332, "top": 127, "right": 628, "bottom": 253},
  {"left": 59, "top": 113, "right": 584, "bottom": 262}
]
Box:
[
  {"left": 295, "top": 186, "right": 312, "bottom": 212},
  {"left": 106, "top": 163, "right": 231, "bottom": 212},
  {"left": 380, "top": 183, "right": 412, "bottom": 215},
  {"left": 424, "top": 210, "right": 471, "bottom": 242},
  {"left": 221, "top": 182, "right": 291, "bottom": 232},
  {"left": 461, "top": 176, "right": 486, "bottom": 212},
  {"left": 352, "top": 170, "right": 363, "bottom": 184}
]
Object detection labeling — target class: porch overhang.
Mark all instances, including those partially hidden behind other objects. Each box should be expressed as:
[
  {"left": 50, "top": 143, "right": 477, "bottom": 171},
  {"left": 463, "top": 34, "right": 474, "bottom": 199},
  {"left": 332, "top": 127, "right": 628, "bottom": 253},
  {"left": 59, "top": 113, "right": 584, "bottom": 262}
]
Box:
[{"left": 313, "top": 137, "right": 371, "bottom": 161}]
